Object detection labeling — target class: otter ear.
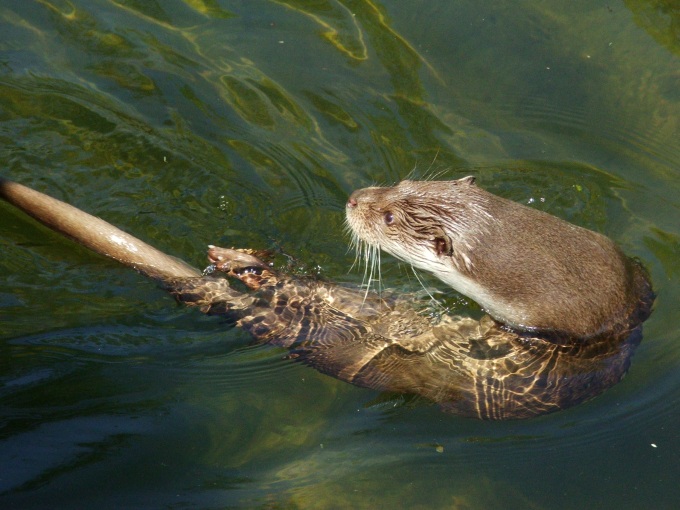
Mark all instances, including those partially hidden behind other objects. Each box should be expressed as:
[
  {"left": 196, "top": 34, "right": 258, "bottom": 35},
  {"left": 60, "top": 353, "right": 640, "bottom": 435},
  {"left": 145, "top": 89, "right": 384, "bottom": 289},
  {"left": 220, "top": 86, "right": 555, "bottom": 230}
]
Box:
[
  {"left": 457, "top": 176, "right": 477, "bottom": 186},
  {"left": 431, "top": 227, "right": 454, "bottom": 257},
  {"left": 434, "top": 235, "right": 453, "bottom": 257}
]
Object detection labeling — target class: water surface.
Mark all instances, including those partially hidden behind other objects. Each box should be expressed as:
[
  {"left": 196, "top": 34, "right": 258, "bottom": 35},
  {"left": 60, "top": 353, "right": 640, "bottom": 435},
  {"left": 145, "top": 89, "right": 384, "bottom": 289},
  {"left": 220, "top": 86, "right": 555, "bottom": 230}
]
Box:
[{"left": 1, "top": 1, "right": 679, "bottom": 508}]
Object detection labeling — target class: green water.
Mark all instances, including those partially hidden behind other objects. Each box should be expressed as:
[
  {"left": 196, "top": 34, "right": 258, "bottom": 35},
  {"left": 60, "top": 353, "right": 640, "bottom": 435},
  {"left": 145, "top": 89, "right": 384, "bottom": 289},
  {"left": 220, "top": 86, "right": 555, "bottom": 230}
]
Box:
[{"left": 1, "top": 0, "right": 679, "bottom": 508}]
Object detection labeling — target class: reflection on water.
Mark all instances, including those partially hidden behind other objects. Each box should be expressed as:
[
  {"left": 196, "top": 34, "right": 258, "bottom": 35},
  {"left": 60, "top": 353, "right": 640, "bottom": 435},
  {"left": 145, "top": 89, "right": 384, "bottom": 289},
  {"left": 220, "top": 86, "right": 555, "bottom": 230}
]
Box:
[{"left": 1, "top": 0, "right": 679, "bottom": 508}]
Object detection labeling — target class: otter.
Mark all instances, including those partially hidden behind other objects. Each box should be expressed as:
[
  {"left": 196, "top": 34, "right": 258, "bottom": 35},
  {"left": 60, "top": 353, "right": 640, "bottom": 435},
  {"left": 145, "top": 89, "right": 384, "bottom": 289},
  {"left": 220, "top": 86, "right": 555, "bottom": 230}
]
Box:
[
  {"left": 0, "top": 177, "right": 654, "bottom": 419},
  {"left": 346, "top": 176, "right": 652, "bottom": 340}
]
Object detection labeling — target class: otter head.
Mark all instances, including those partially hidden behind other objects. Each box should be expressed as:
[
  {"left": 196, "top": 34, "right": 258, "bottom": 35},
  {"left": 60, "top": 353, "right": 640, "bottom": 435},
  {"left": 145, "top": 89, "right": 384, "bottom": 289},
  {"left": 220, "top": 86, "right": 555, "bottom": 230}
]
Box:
[{"left": 346, "top": 176, "right": 494, "bottom": 302}]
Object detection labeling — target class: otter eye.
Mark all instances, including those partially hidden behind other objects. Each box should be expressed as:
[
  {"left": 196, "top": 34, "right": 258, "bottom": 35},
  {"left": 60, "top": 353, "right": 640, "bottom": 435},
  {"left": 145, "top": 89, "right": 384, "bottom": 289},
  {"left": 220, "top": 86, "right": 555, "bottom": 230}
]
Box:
[{"left": 384, "top": 211, "right": 394, "bottom": 225}]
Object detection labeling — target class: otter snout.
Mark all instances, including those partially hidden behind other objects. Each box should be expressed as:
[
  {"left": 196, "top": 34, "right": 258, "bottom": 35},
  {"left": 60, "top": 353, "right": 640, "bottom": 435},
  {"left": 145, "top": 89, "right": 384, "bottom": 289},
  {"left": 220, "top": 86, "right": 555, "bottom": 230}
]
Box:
[
  {"left": 346, "top": 187, "right": 377, "bottom": 210},
  {"left": 345, "top": 187, "right": 387, "bottom": 247}
]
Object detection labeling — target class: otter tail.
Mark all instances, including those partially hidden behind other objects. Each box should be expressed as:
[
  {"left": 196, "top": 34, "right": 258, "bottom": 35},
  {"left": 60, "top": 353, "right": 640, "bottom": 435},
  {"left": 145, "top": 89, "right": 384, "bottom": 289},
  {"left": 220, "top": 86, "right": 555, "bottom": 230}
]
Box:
[{"left": 0, "top": 178, "right": 201, "bottom": 281}]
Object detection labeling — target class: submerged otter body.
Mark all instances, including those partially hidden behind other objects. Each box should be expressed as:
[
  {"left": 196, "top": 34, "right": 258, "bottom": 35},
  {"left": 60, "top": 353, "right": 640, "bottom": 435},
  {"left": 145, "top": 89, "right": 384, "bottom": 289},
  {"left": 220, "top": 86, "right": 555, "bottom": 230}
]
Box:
[
  {"left": 1, "top": 177, "right": 654, "bottom": 419},
  {"left": 346, "top": 176, "right": 652, "bottom": 339}
]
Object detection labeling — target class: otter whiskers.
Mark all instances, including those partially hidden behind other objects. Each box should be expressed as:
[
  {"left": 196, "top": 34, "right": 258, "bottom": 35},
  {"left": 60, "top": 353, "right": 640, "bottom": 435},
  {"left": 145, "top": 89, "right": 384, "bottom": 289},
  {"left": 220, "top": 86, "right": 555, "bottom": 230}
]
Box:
[
  {"left": 345, "top": 225, "right": 382, "bottom": 305},
  {"left": 348, "top": 227, "right": 444, "bottom": 312}
]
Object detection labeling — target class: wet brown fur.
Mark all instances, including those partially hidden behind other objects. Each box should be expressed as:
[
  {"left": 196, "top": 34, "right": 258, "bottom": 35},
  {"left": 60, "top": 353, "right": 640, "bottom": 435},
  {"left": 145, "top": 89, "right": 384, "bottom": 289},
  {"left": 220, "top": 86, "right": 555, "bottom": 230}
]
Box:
[{"left": 346, "top": 176, "right": 653, "bottom": 339}]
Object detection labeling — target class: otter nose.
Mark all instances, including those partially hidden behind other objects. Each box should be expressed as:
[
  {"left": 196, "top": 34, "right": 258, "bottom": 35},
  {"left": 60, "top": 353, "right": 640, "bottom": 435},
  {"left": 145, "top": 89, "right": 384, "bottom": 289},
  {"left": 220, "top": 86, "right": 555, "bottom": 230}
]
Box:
[{"left": 347, "top": 191, "right": 359, "bottom": 208}]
